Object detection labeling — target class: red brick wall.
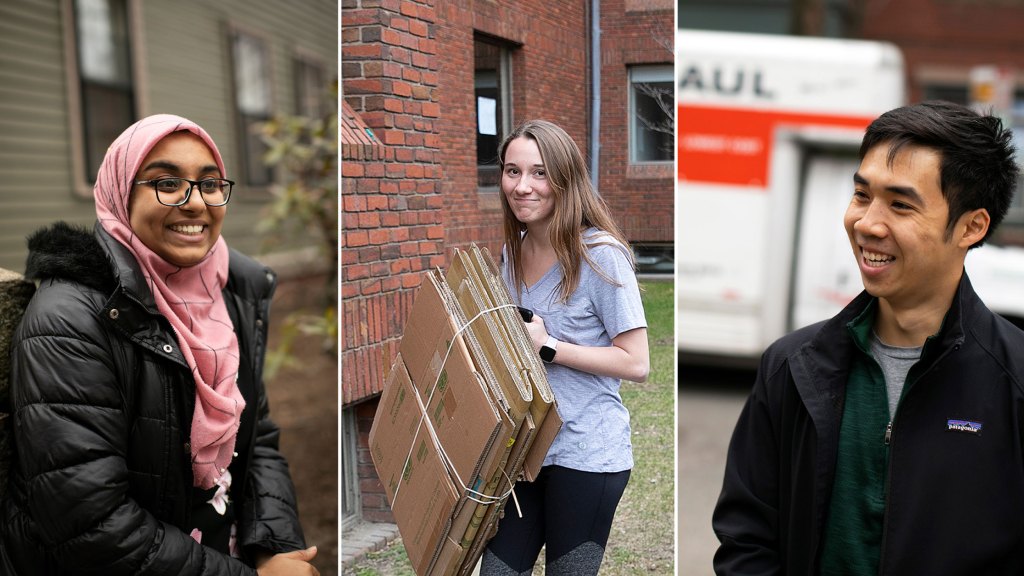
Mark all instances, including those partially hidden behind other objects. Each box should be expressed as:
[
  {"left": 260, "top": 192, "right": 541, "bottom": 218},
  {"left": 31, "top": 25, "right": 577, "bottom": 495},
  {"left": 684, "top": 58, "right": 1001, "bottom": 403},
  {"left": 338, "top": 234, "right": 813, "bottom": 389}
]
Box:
[
  {"left": 859, "top": 0, "right": 1024, "bottom": 103},
  {"left": 598, "top": 0, "right": 674, "bottom": 244},
  {"left": 354, "top": 399, "right": 392, "bottom": 523},
  {"left": 341, "top": 0, "right": 442, "bottom": 408},
  {"left": 436, "top": 0, "right": 590, "bottom": 257},
  {"left": 342, "top": 0, "right": 442, "bottom": 523}
]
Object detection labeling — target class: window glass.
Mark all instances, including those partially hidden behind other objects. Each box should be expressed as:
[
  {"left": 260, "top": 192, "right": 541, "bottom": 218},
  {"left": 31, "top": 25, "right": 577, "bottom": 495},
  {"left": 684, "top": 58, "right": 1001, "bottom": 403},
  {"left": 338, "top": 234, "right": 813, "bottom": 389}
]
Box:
[
  {"left": 232, "top": 32, "right": 273, "bottom": 186},
  {"left": 74, "top": 0, "right": 134, "bottom": 184},
  {"left": 475, "top": 38, "right": 511, "bottom": 189},
  {"left": 295, "top": 59, "right": 326, "bottom": 118},
  {"left": 341, "top": 408, "right": 360, "bottom": 524},
  {"left": 630, "top": 65, "right": 673, "bottom": 163}
]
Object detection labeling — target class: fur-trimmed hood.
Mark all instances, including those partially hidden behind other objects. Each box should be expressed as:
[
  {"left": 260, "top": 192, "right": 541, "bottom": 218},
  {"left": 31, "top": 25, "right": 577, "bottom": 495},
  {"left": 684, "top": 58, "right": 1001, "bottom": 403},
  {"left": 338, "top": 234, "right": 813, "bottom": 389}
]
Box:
[{"left": 24, "top": 221, "right": 116, "bottom": 294}]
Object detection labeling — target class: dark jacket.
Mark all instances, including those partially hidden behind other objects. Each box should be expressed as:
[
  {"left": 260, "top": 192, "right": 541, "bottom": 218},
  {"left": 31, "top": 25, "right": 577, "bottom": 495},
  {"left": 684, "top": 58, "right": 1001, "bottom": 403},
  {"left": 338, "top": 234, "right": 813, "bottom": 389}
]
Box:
[
  {"left": 1, "top": 222, "right": 305, "bottom": 575},
  {"left": 713, "top": 273, "right": 1024, "bottom": 576}
]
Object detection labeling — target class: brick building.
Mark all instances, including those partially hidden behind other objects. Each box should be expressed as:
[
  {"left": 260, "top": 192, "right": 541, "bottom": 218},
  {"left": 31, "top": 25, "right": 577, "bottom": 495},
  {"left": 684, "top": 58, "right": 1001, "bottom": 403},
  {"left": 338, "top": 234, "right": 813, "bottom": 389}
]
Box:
[
  {"left": 341, "top": 0, "right": 673, "bottom": 528},
  {"left": 856, "top": 0, "right": 1024, "bottom": 242}
]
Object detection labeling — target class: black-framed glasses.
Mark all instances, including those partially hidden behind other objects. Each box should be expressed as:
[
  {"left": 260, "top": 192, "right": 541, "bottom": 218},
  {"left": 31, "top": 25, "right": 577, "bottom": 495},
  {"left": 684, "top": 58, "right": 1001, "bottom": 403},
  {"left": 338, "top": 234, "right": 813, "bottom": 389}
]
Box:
[{"left": 133, "top": 177, "right": 234, "bottom": 207}]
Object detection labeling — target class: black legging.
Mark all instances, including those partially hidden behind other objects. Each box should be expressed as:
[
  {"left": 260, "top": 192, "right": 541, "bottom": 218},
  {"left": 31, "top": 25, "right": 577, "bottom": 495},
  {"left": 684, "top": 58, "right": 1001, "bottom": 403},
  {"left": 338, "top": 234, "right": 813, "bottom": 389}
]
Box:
[{"left": 480, "top": 465, "right": 631, "bottom": 576}]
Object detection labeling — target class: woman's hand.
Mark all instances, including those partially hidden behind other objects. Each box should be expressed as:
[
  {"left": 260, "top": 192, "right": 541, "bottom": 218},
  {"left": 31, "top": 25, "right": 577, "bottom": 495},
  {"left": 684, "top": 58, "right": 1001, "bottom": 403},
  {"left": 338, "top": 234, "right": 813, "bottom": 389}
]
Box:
[
  {"left": 524, "top": 314, "right": 550, "bottom": 352},
  {"left": 255, "top": 546, "right": 320, "bottom": 576}
]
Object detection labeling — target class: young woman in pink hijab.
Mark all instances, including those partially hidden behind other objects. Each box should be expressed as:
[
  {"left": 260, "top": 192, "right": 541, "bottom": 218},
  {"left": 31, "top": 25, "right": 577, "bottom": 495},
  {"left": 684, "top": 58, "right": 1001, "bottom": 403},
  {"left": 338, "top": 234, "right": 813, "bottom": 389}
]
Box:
[{"left": 0, "top": 115, "right": 318, "bottom": 575}]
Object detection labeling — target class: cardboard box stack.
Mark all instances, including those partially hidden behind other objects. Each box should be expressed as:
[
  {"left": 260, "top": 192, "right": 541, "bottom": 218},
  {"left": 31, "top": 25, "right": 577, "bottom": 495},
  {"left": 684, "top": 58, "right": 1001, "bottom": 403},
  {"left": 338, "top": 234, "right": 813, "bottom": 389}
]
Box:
[{"left": 369, "top": 244, "right": 561, "bottom": 576}]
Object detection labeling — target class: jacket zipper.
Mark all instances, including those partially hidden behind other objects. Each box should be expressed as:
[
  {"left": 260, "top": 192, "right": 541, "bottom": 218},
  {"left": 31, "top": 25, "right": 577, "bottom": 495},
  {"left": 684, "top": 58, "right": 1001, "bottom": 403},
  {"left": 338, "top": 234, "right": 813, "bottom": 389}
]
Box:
[{"left": 876, "top": 339, "right": 961, "bottom": 575}]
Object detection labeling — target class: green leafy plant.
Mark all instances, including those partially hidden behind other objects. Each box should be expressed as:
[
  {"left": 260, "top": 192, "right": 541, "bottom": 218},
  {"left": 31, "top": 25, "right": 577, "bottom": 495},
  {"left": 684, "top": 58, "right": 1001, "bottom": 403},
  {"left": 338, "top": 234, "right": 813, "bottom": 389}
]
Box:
[{"left": 258, "top": 81, "right": 338, "bottom": 373}]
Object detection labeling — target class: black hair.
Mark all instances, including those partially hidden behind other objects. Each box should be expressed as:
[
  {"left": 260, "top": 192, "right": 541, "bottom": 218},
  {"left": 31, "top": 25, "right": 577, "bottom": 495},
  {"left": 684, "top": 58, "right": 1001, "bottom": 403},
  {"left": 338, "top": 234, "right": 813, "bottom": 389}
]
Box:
[{"left": 860, "top": 100, "right": 1019, "bottom": 248}]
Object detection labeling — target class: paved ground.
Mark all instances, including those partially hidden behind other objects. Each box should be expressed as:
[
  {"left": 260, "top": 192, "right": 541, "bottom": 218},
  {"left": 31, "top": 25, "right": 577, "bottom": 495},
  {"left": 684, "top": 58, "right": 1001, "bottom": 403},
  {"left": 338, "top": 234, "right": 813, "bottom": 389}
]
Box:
[
  {"left": 677, "top": 365, "right": 754, "bottom": 576},
  {"left": 340, "top": 520, "right": 400, "bottom": 570}
]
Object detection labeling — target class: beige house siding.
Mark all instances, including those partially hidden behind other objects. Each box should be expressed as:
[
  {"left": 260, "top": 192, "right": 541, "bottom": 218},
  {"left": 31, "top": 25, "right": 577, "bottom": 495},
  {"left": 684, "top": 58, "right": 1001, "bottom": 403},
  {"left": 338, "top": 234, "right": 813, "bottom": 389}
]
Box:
[
  {"left": 0, "top": 0, "right": 337, "bottom": 273},
  {"left": 0, "top": 1, "right": 87, "bottom": 271}
]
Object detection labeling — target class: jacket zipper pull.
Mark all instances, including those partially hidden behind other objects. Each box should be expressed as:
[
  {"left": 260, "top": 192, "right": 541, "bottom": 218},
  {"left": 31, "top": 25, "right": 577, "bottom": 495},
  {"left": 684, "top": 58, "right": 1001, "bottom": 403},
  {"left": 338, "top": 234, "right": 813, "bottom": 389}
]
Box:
[{"left": 884, "top": 421, "right": 893, "bottom": 446}]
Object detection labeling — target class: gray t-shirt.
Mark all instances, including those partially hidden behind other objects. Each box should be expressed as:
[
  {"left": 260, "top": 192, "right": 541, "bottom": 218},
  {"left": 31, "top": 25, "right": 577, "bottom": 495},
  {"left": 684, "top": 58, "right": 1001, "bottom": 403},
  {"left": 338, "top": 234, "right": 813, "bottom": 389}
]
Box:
[
  {"left": 870, "top": 333, "right": 922, "bottom": 419},
  {"left": 502, "top": 229, "right": 647, "bottom": 473}
]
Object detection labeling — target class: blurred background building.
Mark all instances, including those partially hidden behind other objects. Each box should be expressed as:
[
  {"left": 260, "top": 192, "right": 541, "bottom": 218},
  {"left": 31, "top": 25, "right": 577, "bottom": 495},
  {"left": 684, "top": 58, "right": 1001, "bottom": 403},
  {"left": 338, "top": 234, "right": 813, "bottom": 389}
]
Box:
[
  {"left": 0, "top": 0, "right": 338, "bottom": 273},
  {"left": 679, "top": 0, "right": 1024, "bottom": 241},
  {"left": 341, "top": 0, "right": 674, "bottom": 537}
]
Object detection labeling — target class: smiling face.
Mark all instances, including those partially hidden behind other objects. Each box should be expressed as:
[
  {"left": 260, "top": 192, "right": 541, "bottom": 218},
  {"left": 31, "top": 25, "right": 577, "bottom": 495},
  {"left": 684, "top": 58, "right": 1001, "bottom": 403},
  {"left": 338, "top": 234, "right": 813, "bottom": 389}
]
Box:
[
  {"left": 129, "top": 131, "right": 226, "bottom": 267},
  {"left": 845, "top": 142, "right": 984, "bottom": 310},
  {"left": 501, "top": 136, "right": 555, "bottom": 232}
]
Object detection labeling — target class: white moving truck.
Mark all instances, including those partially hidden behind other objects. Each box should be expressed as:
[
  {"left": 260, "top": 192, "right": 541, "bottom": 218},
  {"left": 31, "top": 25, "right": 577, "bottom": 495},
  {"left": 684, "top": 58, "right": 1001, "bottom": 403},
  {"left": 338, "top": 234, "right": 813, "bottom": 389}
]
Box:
[{"left": 676, "top": 29, "right": 1024, "bottom": 365}]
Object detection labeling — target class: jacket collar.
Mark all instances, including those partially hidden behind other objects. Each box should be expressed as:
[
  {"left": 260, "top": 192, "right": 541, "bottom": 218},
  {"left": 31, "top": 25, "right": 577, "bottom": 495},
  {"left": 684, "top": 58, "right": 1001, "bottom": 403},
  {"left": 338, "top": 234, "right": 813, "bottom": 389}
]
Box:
[
  {"left": 789, "top": 272, "right": 977, "bottom": 458},
  {"left": 795, "top": 271, "right": 975, "bottom": 394},
  {"left": 26, "top": 220, "right": 275, "bottom": 325},
  {"left": 93, "top": 222, "right": 161, "bottom": 314},
  {"left": 25, "top": 221, "right": 115, "bottom": 292},
  {"left": 24, "top": 220, "right": 159, "bottom": 315}
]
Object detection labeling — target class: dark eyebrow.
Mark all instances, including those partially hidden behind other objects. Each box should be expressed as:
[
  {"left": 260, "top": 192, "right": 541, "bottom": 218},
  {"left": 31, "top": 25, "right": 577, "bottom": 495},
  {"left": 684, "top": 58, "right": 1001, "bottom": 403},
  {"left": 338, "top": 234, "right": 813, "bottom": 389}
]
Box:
[
  {"left": 853, "top": 171, "right": 925, "bottom": 205},
  {"left": 141, "top": 160, "right": 181, "bottom": 173},
  {"left": 140, "top": 161, "right": 220, "bottom": 175}
]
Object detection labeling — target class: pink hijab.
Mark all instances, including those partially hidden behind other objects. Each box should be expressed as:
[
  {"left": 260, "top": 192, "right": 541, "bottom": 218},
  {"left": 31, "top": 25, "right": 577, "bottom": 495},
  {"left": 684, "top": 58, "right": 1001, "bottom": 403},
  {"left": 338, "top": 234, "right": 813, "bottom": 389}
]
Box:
[{"left": 94, "top": 114, "right": 244, "bottom": 490}]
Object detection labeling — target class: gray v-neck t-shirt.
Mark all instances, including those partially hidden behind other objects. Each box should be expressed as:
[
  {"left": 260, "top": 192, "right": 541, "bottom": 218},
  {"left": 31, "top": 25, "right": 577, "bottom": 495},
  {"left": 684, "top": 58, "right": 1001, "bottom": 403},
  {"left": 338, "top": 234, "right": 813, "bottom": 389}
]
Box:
[{"left": 502, "top": 229, "right": 647, "bottom": 473}]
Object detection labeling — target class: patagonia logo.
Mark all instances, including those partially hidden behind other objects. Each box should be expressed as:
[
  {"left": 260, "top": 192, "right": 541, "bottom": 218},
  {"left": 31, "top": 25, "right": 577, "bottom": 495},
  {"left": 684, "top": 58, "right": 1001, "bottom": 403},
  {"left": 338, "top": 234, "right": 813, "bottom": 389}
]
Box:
[{"left": 947, "top": 419, "right": 983, "bottom": 435}]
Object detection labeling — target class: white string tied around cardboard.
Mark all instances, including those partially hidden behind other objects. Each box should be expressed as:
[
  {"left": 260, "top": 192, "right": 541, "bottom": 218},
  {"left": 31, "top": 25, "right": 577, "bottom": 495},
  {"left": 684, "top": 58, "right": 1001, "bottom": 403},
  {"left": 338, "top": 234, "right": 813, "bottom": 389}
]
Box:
[{"left": 392, "top": 303, "right": 524, "bottom": 513}]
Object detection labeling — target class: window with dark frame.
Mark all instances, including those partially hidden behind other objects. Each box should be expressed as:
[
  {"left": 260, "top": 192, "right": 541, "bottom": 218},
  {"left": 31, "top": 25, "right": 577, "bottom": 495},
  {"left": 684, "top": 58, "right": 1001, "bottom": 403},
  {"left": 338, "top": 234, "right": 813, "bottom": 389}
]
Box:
[
  {"left": 232, "top": 31, "right": 273, "bottom": 187},
  {"left": 294, "top": 58, "right": 326, "bottom": 118},
  {"left": 73, "top": 0, "right": 135, "bottom": 184},
  {"left": 475, "top": 37, "right": 512, "bottom": 190},
  {"left": 629, "top": 65, "right": 674, "bottom": 164},
  {"left": 341, "top": 408, "right": 360, "bottom": 524}
]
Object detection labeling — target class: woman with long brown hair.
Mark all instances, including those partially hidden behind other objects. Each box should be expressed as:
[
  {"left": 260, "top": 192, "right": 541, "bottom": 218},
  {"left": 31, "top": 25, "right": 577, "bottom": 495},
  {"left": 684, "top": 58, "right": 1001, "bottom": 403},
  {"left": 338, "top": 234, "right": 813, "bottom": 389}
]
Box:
[{"left": 482, "top": 120, "right": 649, "bottom": 576}]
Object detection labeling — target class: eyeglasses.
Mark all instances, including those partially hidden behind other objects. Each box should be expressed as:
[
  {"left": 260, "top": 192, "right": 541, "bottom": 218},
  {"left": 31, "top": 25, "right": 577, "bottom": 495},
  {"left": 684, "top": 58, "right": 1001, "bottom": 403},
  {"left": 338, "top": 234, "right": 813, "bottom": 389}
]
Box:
[{"left": 133, "top": 177, "right": 234, "bottom": 207}]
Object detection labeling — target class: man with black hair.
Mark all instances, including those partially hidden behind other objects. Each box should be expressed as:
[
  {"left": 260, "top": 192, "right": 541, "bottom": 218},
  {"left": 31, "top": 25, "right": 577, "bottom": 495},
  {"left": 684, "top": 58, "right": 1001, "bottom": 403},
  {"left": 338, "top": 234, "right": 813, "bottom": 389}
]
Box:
[{"left": 713, "top": 101, "right": 1024, "bottom": 575}]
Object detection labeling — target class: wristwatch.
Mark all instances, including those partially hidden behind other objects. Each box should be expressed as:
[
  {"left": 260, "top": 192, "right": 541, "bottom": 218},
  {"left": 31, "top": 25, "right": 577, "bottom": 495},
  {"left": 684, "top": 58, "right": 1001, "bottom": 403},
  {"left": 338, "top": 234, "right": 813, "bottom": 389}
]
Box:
[{"left": 539, "top": 335, "right": 558, "bottom": 363}]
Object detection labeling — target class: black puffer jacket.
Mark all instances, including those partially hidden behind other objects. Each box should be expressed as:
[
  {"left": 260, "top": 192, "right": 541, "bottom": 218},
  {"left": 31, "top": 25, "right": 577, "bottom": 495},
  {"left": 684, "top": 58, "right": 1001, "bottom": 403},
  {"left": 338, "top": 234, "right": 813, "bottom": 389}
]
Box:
[{"left": 0, "top": 222, "right": 305, "bottom": 575}]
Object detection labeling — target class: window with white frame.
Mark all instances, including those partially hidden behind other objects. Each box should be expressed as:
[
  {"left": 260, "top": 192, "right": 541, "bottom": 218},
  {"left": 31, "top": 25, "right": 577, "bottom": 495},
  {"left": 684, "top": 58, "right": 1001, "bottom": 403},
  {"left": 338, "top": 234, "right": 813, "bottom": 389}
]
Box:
[
  {"left": 232, "top": 31, "right": 273, "bottom": 186},
  {"left": 73, "top": 0, "right": 135, "bottom": 184},
  {"left": 475, "top": 36, "right": 512, "bottom": 190},
  {"left": 629, "top": 65, "right": 673, "bottom": 164}
]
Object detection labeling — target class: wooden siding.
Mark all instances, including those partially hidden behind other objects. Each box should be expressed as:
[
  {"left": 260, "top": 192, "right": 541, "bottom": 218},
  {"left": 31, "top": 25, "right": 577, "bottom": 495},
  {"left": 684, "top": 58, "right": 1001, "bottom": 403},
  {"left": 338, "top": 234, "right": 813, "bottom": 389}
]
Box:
[
  {"left": 0, "top": 0, "right": 89, "bottom": 272},
  {"left": 0, "top": 0, "right": 338, "bottom": 273}
]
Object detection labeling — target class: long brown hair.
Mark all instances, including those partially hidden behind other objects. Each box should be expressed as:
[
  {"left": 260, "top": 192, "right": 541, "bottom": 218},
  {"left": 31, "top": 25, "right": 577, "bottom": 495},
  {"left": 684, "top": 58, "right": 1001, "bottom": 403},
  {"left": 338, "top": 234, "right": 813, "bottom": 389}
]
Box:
[{"left": 499, "top": 120, "right": 635, "bottom": 303}]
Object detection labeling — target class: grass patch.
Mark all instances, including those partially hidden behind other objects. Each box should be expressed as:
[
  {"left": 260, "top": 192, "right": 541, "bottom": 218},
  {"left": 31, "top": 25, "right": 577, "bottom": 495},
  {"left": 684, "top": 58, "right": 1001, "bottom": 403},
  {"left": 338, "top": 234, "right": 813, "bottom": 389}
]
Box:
[
  {"left": 351, "top": 544, "right": 414, "bottom": 576},
  {"left": 605, "top": 279, "right": 675, "bottom": 575},
  {"left": 345, "top": 281, "right": 676, "bottom": 575}
]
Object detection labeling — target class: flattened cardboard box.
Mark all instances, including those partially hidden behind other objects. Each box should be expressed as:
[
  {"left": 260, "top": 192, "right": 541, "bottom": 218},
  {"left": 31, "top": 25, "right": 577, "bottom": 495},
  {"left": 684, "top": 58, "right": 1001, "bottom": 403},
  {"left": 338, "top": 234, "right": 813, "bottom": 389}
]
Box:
[
  {"left": 370, "top": 251, "right": 562, "bottom": 576},
  {"left": 369, "top": 358, "right": 461, "bottom": 575},
  {"left": 369, "top": 286, "right": 523, "bottom": 574},
  {"left": 370, "top": 285, "right": 507, "bottom": 574}
]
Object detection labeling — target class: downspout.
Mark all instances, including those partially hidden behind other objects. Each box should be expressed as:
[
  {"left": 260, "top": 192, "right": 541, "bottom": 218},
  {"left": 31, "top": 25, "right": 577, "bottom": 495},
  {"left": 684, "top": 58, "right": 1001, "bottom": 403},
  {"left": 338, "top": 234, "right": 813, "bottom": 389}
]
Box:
[{"left": 589, "top": 0, "right": 601, "bottom": 193}]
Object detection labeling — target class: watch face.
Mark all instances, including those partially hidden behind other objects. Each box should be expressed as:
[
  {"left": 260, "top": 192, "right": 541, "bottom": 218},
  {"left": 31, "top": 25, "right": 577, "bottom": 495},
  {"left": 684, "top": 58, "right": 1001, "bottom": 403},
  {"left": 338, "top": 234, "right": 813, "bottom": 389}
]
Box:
[{"left": 540, "top": 345, "right": 556, "bottom": 363}]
